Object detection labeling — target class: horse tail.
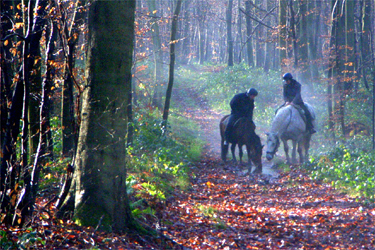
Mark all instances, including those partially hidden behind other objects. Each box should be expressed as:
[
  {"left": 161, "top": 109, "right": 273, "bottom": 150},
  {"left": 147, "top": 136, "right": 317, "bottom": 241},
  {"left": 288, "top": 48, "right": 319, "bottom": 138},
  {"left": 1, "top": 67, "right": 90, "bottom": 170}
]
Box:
[{"left": 220, "top": 115, "right": 230, "bottom": 162}]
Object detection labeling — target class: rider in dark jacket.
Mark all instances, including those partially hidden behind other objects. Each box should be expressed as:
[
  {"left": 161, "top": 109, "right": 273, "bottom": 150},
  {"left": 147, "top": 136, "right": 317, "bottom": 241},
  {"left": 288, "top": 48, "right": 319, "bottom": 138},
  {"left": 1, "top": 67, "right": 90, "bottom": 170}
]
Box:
[
  {"left": 224, "top": 88, "right": 258, "bottom": 145},
  {"left": 282, "top": 73, "right": 316, "bottom": 134}
]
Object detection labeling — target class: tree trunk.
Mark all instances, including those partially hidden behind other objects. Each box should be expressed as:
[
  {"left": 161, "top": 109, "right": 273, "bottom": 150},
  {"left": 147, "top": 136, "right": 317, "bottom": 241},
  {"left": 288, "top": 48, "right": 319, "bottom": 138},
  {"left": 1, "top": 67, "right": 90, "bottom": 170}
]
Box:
[
  {"left": 148, "top": 0, "right": 164, "bottom": 109},
  {"left": 226, "top": 0, "right": 234, "bottom": 66},
  {"left": 245, "top": 0, "right": 254, "bottom": 67},
  {"left": 61, "top": 0, "right": 86, "bottom": 156},
  {"left": 30, "top": 19, "right": 57, "bottom": 216},
  {"left": 263, "top": 0, "right": 271, "bottom": 72},
  {"left": 162, "top": 0, "right": 183, "bottom": 130},
  {"left": 181, "top": 1, "right": 191, "bottom": 64},
  {"left": 289, "top": 0, "right": 298, "bottom": 67},
  {"left": 307, "top": 0, "right": 321, "bottom": 82},
  {"left": 278, "top": 0, "right": 287, "bottom": 69},
  {"left": 70, "top": 0, "right": 138, "bottom": 233},
  {"left": 360, "top": 0, "right": 371, "bottom": 89},
  {"left": 299, "top": 0, "right": 309, "bottom": 82},
  {"left": 236, "top": 0, "right": 242, "bottom": 63},
  {"left": 198, "top": 6, "right": 206, "bottom": 65}
]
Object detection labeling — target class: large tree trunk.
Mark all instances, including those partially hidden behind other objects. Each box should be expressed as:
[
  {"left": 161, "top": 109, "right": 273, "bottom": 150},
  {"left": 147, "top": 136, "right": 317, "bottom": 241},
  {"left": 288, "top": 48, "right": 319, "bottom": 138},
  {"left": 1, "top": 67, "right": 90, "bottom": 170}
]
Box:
[{"left": 70, "top": 0, "right": 137, "bottom": 232}]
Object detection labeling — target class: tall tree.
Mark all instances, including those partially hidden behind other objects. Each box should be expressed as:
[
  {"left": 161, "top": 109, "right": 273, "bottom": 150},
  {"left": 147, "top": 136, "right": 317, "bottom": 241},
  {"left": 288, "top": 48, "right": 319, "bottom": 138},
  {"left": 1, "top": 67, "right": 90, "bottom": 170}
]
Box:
[
  {"left": 245, "top": 0, "right": 254, "bottom": 67},
  {"left": 147, "top": 0, "right": 164, "bottom": 109},
  {"left": 162, "top": 0, "right": 183, "bottom": 129},
  {"left": 360, "top": 0, "right": 371, "bottom": 89},
  {"left": 298, "top": 0, "right": 309, "bottom": 82},
  {"left": 226, "top": 0, "right": 234, "bottom": 66},
  {"left": 61, "top": 0, "right": 86, "bottom": 156},
  {"left": 66, "top": 0, "right": 138, "bottom": 232},
  {"left": 278, "top": 0, "right": 287, "bottom": 69}
]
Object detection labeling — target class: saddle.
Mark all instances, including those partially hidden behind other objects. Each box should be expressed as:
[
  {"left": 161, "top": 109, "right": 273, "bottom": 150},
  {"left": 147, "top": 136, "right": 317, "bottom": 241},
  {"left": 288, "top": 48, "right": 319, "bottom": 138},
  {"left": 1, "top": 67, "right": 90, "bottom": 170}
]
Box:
[
  {"left": 233, "top": 117, "right": 256, "bottom": 130},
  {"left": 275, "top": 103, "right": 307, "bottom": 123}
]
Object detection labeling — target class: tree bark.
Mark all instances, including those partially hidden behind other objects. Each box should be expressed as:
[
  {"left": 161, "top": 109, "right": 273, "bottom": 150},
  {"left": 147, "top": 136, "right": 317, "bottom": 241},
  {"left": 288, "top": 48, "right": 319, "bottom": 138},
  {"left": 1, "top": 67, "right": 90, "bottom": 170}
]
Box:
[
  {"left": 70, "top": 0, "right": 138, "bottom": 232},
  {"left": 147, "top": 0, "right": 164, "bottom": 109},
  {"left": 61, "top": 0, "right": 86, "bottom": 156},
  {"left": 226, "top": 0, "right": 234, "bottom": 66},
  {"left": 245, "top": 0, "right": 254, "bottom": 67},
  {"left": 278, "top": 0, "right": 287, "bottom": 69},
  {"left": 162, "top": 0, "right": 183, "bottom": 129}
]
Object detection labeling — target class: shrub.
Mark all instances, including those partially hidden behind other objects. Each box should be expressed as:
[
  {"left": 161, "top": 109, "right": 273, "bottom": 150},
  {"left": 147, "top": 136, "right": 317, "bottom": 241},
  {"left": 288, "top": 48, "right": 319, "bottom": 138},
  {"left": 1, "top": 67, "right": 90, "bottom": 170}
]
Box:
[{"left": 306, "top": 145, "right": 375, "bottom": 201}]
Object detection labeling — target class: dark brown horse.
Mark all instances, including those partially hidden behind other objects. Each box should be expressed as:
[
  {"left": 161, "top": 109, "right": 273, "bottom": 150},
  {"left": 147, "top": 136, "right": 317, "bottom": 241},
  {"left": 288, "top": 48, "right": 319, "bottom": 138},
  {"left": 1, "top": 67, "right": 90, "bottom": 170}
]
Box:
[{"left": 220, "top": 115, "right": 263, "bottom": 173}]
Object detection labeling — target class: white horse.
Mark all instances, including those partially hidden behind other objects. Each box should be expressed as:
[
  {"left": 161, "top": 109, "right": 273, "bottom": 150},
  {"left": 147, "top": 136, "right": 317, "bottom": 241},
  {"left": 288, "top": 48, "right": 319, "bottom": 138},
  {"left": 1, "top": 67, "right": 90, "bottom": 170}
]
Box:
[{"left": 265, "top": 104, "right": 315, "bottom": 164}]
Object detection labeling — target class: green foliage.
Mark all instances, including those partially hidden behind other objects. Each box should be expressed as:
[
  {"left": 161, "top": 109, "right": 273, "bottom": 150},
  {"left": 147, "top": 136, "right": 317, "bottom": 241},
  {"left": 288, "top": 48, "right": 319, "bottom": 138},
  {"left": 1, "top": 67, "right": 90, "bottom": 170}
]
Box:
[
  {"left": 0, "top": 230, "right": 17, "bottom": 249},
  {"left": 17, "top": 228, "right": 45, "bottom": 249},
  {"left": 177, "top": 63, "right": 282, "bottom": 129},
  {"left": 39, "top": 157, "right": 71, "bottom": 191},
  {"left": 127, "top": 109, "right": 202, "bottom": 213},
  {"left": 196, "top": 204, "right": 227, "bottom": 229},
  {"left": 50, "top": 116, "right": 62, "bottom": 156},
  {"left": 306, "top": 145, "right": 375, "bottom": 201}
]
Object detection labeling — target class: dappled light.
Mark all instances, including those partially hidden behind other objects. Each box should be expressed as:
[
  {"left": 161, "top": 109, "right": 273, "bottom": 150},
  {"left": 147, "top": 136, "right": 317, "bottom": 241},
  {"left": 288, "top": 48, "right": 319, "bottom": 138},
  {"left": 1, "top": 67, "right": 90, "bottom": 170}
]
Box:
[{"left": 1, "top": 0, "right": 375, "bottom": 248}]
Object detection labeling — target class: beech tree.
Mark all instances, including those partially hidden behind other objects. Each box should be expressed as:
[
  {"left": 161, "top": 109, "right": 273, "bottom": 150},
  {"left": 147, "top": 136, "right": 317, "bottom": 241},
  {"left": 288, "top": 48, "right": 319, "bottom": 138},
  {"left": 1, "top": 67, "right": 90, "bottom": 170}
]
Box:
[{"left": 59, "top": 0, "right": 138, "bottom": 232}]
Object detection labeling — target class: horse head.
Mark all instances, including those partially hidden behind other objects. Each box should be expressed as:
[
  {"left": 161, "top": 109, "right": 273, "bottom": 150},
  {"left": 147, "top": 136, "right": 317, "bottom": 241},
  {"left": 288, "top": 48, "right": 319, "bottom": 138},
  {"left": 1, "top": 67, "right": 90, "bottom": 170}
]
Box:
[{"left": 265, "top": 132, "right": 280, "bottom": 161}]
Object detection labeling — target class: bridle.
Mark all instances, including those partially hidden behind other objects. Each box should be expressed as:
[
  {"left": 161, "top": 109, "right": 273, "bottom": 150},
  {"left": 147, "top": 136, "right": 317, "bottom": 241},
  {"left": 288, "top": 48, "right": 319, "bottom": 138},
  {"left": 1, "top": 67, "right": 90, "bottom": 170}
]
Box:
[{"left": 266, "top": 135, "right": 280, "bottom": 156}]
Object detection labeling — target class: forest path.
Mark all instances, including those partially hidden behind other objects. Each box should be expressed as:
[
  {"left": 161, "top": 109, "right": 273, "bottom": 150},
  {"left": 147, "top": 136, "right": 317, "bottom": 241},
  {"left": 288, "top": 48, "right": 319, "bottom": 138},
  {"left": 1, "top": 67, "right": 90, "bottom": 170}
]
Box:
[
  {"left": 163, "top": 85, "right": 375, "bottom": 249},
  {"left": 172, "top": 85, "right": 278, "bottom": 177}
]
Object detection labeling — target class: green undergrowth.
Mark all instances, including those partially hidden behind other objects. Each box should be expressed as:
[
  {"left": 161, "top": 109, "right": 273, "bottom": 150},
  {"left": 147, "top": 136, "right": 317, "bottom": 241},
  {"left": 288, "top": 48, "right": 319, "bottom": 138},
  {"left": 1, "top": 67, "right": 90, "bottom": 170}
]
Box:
[
  {"left": 177, "top": 63, "right": 281, "bottom": 129},
  {"left": 306, "top": 143, "right": 375, "bottom": 203},
  {"left": 127, "top": 108, "right": 204, "bottom": 217}
]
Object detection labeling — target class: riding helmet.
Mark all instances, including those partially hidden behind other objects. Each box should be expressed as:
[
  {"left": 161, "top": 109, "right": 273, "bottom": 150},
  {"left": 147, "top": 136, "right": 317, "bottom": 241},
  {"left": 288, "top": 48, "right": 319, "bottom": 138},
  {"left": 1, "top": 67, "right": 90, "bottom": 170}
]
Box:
[
  {"left": 283, "top": 73, "right": 293, "bottom": 80},
  {"left": 247, "top": 88, "right": 258, "bottom": 96}
]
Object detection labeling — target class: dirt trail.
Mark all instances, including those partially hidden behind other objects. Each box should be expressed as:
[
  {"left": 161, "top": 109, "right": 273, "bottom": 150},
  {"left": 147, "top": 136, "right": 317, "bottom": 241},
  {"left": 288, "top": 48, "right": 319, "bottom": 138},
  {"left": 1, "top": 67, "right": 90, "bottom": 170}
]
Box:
[
  {"left": 173, "top": 86, "right": 278, "bottom": 177},
  {"left": 165, "top": 86, "right": 375, "bottom": 249}
]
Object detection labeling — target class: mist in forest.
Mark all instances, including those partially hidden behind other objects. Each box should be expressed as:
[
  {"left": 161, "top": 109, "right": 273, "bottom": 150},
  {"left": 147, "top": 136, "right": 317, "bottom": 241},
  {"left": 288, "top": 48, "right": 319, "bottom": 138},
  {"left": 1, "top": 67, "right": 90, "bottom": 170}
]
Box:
[{"left": 1, "top": 0, "right": 375, "bottom": 234}]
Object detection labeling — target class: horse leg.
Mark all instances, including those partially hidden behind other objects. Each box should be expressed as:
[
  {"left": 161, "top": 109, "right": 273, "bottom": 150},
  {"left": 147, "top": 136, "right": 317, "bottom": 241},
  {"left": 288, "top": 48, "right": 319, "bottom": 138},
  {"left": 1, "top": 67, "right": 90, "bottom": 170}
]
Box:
[
  {"left": 245, "top": 144, "right": 253, "bottom": 173},
  {"left": 291, "top": 140, "right": 298, "bottom": 164},
  {"left": 231, "top": 143, "right": 237, "bottom": 163},
  {"left": 303, "top": 135, "right": 311, "bottom": 163},
  {"left": 297, "top": 141, "right": 304, "bottom": 164},
  {"left": 239, "top": 144, "right": 243, "bottom": 164},
  {"left": 221, "top": 138, "right": 229, "bottom": 163},
  {"left": 283, "top": 140, "right": 291, "bottom": 164}
]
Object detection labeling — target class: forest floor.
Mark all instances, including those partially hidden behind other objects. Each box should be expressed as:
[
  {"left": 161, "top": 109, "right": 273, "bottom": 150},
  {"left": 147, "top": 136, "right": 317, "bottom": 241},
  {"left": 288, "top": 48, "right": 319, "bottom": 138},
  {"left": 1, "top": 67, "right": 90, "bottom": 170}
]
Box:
[
  {"left": 3, "top": 84, "right": 375, "bottom": 249},
  {"left": 160, "top": 86, "right": 375, "bottom": 249}
]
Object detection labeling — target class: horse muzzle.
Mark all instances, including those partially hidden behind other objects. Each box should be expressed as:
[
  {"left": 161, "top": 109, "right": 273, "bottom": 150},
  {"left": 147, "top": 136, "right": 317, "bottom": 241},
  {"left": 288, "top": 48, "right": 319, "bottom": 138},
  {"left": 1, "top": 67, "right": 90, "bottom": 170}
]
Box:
[{"left": 266, "top": 152, "right": 274, "bottom": 161}]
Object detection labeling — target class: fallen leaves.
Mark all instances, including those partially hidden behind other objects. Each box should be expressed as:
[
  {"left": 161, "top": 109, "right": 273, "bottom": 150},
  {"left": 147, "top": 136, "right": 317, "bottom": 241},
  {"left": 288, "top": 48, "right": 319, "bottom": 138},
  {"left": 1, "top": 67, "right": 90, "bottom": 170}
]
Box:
[{"left": 162, "top": 162, "right": 375, "bottom": 249}]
